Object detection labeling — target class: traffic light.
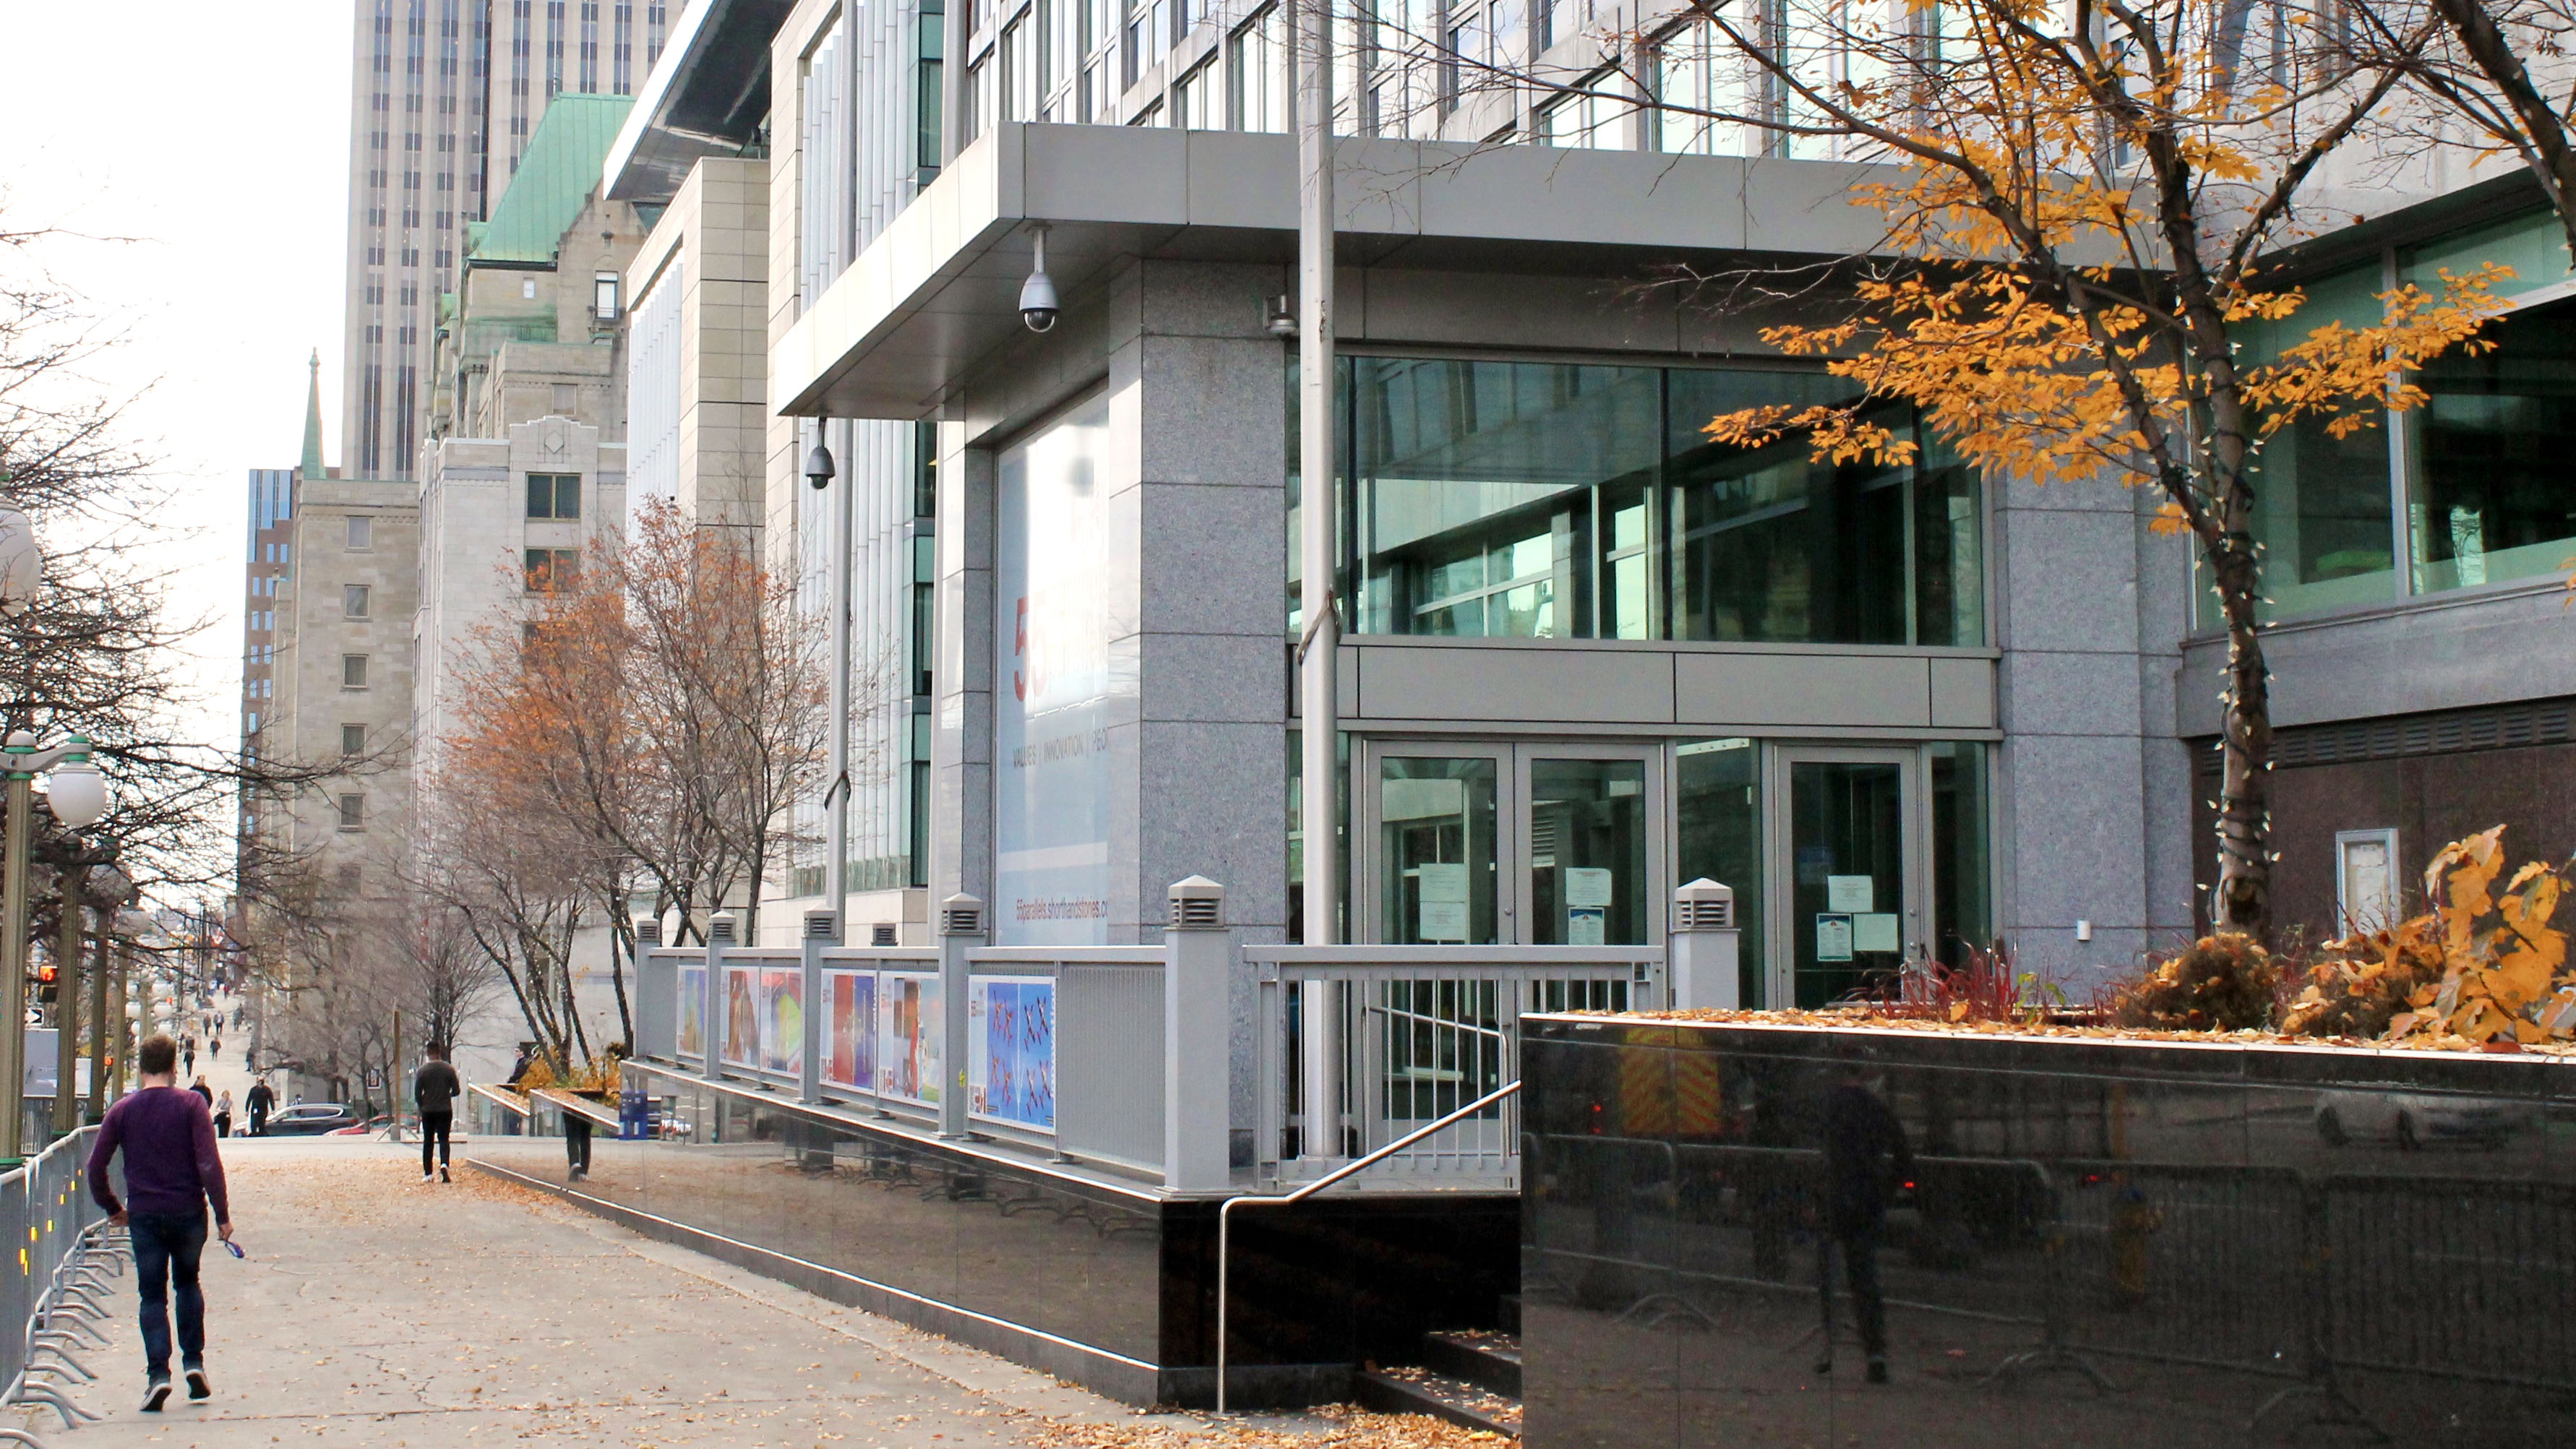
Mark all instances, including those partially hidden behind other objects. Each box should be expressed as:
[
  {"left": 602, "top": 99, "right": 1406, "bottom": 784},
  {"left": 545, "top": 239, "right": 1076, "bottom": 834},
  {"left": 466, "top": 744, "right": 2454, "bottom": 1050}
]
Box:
[{"left": 35, "top": 958, "right": 56, "bottom": 1005}]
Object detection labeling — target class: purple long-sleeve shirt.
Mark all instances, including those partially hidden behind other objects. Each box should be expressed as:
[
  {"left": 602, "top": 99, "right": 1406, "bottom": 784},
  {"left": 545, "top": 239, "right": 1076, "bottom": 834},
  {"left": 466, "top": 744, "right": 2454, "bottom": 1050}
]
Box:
[{"left": 87, "top": 1085, "right": 229, "bottom": 1223}]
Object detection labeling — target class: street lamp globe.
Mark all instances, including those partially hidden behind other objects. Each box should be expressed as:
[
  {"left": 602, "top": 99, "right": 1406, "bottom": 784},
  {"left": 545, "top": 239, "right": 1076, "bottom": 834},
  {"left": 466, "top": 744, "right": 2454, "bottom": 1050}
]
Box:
[
  {"left": 0, "top": 499, "right": 39, "bottom": 619},
  {"left": 45, "top": 757, "right": 107, "bottom": 828}
]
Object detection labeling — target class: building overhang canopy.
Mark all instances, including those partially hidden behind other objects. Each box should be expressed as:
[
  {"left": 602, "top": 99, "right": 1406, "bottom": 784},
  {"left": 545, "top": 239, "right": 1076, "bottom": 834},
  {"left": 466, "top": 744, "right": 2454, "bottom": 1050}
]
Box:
[
  {"left": 602, "top": 0, "right": 792, "bottom": 203},
  {"left": 776, "top": 124, "right": 1910, "bottom": 421}
]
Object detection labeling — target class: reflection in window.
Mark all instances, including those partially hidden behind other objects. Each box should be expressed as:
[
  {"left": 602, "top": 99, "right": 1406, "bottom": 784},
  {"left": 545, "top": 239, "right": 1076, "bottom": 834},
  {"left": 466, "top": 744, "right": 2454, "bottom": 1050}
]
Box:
[
  {"left": 1378, "top": 756, "right": 1498, "bottom": 945},
  {"left": 1334, "top": 356, "right": 1983, "bottom": 646},
  {"left": 2408, "top": 298, "right": 2576, "bottom": 595},
  {"left": 1349, "top": 358, "right": 1659, "bottom": 640},
  {"left": 1930, "top": 741, "right": 1990, "bottom": 968}
]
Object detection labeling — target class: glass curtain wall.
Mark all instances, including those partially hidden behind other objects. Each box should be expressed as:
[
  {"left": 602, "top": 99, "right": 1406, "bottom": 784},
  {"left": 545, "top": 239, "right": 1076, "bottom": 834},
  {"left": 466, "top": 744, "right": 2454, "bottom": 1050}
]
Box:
[
  {"left": 2207, "top": 208, "right": 2576, "bottom": 624},
  {"left": 1336, "top": 356, "right": 1985, "bottom": 646}
]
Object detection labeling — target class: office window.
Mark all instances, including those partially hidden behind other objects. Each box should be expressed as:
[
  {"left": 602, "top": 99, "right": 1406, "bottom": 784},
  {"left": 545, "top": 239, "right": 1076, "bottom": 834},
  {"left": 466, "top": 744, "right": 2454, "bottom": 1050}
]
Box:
[
  {"left": 2407, "top": 296, "right": 2576, "bottom": 595},
  {"left": 338, "top": 794, "right": 366, "bottom": 830},
  {"left": 344, "top": 584, "right": 372, "bottom": 619},
  {"left": 525, "top": 472, "right": 581, "bottom": 518},
  {"left": 343, "top": 653, "right": 370, "bottom": 688},
  {"left": 551, "top": 382, "right": 578, "bottom": 412},
  {"left": 593, "top": 270, "right": 619, "bottom": 319},
  {"left": 341, "top": 723, "right": 366, "bottom": 756},
  {"left": 1539, "top": 69, "right": 1628, "bottom": 149},
  {"left": 1332, "top": 358, "right": 1984, "bottom": 646},
  {"left": 346, "top": 515, "right": 374, "bottom": 549},
  {"left": 525, "top": 547, "right": 579, "bottom": 591},
  {"left": 1231, "top": 5, "right": 1287, "bottom": 132},
  {"left": 1175, "top": 58, "right": 1216, "bottom": 129}
]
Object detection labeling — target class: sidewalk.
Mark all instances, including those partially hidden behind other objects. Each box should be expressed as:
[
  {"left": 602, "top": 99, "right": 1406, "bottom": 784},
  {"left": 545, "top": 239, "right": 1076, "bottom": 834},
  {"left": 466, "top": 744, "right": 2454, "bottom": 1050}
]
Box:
[{"left": 22, "top": 1141, "right": 1485, "bottom": 1448}]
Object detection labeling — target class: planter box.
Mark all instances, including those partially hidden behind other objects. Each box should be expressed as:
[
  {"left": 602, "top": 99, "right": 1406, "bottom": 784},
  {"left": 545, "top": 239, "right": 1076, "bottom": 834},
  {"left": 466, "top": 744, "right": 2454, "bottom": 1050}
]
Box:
[{"left": 1519, "top": 1014, "right": 2576, "bottom": 1448}]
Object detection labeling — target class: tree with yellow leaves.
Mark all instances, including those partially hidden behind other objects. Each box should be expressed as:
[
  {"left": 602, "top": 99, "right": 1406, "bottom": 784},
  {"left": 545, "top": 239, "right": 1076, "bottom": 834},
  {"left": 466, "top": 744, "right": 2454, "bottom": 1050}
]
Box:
[{"left": 1627, "top": 0, "right": 2510, "bottom": 934}]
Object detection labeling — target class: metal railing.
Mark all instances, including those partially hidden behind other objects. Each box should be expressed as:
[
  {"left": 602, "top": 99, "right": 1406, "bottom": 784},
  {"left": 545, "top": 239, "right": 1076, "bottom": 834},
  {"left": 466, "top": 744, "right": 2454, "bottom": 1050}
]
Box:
[
  {"left": 1248, "top": 945, "right": 1661, "bottom": 1187},
  {"left": 1, "top": 1125, "right": 116, "bottom": 1444},
  {"left": 971, "top": 947, "right": 1165, "bottom": 1172},
  {"left": 1214, "top": 1080, "right": 1524, "bottom": 1414}
]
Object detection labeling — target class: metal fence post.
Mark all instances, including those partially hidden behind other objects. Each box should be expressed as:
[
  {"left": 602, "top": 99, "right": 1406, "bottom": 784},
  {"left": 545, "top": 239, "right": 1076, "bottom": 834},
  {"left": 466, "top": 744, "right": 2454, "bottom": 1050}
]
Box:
[
  {"left": 1669, "top": 879, "right": 1740, "bottom": 1010},
  {"left": 1165, "top": 877, "right": 1230, "bottom": 1193},
  {"left": 703, "top": 913, "right": 734, "bottom": 1085},
  {"left": 801, "top": 909, "right": 837, "bottom": 1104},
  {"left": 937, "top": 894, "right": 983, "bottom": 1138}
]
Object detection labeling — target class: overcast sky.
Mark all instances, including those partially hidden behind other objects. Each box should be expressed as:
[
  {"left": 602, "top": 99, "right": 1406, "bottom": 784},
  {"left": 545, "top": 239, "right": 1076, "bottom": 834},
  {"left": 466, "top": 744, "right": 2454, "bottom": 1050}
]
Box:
[{"left": 1, "top": 1, "right": 353, "bottom": 781}]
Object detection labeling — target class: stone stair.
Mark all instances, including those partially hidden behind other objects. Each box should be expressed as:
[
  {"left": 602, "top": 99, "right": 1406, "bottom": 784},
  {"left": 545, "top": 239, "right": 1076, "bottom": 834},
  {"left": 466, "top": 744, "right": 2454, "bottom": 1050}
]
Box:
[{"left": 1355, "top": 1328, "right": 1524, "bottom": 1437}]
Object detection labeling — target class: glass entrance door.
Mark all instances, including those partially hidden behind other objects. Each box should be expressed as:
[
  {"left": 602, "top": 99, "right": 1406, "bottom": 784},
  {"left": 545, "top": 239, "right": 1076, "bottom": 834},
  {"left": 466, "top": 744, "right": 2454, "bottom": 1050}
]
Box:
[
  {"left": 1519, "top": 748, "right": 1663, "bottom": 947},
  {"left": 1358, "top": 740, "right": 1666, "bottom": 947},
  {"left": 1774, "top": 747, "right": 1924, "bottom": 1007}
]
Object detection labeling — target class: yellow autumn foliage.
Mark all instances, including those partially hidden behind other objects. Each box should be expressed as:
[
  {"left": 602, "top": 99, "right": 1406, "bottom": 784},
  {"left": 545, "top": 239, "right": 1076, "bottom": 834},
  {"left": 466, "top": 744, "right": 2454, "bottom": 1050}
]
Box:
[{"left": 2283, "top": 827, "right": 2576, "bottom": 1048}]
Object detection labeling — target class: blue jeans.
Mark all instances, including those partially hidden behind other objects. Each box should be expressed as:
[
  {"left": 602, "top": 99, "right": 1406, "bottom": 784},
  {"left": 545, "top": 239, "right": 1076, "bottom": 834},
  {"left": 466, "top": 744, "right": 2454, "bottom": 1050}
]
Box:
[{"left": 128, "top": 1211, "right": 207, "bottom": 1378}]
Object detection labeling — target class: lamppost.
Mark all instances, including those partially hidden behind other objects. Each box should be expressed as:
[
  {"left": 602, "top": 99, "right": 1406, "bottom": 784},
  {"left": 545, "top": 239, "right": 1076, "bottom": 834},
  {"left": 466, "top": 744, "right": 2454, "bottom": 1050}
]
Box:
[{"left": 0, "top": 734, "right": 108, "bottom": 1159}]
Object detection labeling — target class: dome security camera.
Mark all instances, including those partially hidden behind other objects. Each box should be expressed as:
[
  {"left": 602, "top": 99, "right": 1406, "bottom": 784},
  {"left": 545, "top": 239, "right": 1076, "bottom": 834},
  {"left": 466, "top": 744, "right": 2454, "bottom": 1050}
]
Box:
[{"left": 1020, "top": 225, "right": 1059, "bottom": 333}]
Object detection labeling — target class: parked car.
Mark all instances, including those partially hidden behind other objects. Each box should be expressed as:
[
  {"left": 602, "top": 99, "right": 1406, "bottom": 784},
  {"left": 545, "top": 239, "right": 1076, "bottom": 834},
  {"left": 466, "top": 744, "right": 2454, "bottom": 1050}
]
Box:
[
  {"left": 325, "top": 1115, "right": 394, "bottom": 1138},
  {"left": 262, "top": 1103, "right": 364, "bottom": 1136},
  {"left": 2314, "top": 1091, "right": 2532, "bottom": 1149}
]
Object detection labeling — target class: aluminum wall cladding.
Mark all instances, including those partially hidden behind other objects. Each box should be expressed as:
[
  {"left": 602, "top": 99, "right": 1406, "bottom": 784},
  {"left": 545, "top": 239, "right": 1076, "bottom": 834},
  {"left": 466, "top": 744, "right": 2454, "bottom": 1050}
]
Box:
[
  {"left": 773, "top": 124, "right": 1912, "bottom": 421},
  {"left": 602, "top": 0, "right": 796, "bottom": 204}
]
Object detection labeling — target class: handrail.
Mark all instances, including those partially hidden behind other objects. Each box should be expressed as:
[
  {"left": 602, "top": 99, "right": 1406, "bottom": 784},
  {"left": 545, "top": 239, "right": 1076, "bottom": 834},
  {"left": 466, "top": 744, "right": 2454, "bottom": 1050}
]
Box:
[{"left": 1212, "top": 1078, "right": 1523, "bottom": 1414}]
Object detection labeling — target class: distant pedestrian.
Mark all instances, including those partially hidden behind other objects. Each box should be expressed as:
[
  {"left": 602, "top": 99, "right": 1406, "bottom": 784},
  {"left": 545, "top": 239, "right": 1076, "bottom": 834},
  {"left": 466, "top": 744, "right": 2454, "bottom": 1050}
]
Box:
[
  {"left": 86, "top": 1034, "right": 233, "bottom": 1411},
  {"left": 212, "top": 1091, "right": 233, "bottom": 1139},
  {"left": 243, "top": 1080, "right": 272, "bottom": 1138},
  {"left": 181, "top": 1038, "right": 196, "bottom": 1077},
  {"left": 189, "top": 1075, "right": 212, "bottom": 1108},
  {"left": 210, "top": 1036, "right": 222, "bottom": 1061},
  {"left": 413, "top": 1041, "right": 461, "bottom": 1184}
]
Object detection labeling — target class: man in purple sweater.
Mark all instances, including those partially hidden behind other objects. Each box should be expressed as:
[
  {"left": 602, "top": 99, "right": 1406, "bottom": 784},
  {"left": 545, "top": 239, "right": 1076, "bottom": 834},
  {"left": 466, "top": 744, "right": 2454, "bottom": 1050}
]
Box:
[{"left": 87, "top": 1033, "right": 235, "bottom": 1412}]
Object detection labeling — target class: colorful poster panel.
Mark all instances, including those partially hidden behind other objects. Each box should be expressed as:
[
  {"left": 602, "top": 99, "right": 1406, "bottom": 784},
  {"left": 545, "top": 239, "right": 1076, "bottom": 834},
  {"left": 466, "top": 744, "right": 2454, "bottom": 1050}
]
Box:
[
  {"left": 724, "top": 966, "right": 759, "bottom": 1068},
  {"left": 823, "top": 969, "right": 877, "bottom": 1092},
  {"left": 678, "top": 965, "right": 705, "bottom": 1059},
  {"left": 969, "top": 976, "right": 1056, "bottom": 1132},
  {"left": 759, "top": 968, "right": 802, "bottom": 1077},
  {"left": 876, "top": 971, "right": 943, "bottom": 1107}
]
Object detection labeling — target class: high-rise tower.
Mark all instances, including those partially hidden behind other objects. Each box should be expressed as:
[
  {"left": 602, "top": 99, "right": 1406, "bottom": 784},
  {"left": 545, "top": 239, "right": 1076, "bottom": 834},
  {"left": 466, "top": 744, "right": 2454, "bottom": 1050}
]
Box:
[{"left": 341, "top": 1, "right": 680, "bottom": 480}]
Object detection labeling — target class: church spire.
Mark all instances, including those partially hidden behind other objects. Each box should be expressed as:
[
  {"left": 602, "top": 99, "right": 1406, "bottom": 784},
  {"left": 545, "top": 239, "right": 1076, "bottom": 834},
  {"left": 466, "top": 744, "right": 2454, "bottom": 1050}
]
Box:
[{"left": 299, "top": 349, "right": 326, "bottom": 480}]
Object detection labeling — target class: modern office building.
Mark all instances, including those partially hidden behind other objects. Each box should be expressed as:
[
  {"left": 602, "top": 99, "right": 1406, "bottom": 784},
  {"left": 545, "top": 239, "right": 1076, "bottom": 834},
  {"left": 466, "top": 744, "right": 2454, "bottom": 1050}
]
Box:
[
  {"left": 342, "top": 0, "right": 684, "bottom": 479},
  {"left": 595, "top": 1, "right": 2576, "bottom": 979}
]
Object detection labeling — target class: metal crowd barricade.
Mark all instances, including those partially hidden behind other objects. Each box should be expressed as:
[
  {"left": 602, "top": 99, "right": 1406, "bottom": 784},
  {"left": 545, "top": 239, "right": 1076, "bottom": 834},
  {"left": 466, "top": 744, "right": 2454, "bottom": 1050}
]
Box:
[
  {"left": 2045, "top": 1159, "right": 2307, "bottom": 1381},
  {"left": 1, "top": 1125, "right": 117, "bottom": 1444},
  {"left": 2317, "top": 1173, "right": 2576, "bottom": 1396},
  {"left": 1249, "top": 945, "right": 1662, "bottom": 1188}
]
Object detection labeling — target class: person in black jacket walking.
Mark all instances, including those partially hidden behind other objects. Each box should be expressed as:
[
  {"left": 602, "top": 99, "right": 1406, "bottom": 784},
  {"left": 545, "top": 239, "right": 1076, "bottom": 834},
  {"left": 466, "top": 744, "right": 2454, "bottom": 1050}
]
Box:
[
  {"left": 1816, "top": 1046, "right": 1913, "bottom": 1383},
  {"left": 244, "top": 1079, "right": 273, "bottom": 1137},
  {"left": 413, "top": 1043, "right": 463, "bottom": 1183}
]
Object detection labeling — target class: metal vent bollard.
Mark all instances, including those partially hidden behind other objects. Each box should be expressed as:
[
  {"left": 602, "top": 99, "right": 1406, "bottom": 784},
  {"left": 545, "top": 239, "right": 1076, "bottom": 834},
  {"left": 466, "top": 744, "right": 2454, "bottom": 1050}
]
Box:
[
  {"left": 871, "top": 922, "right": 898, "bottom": 947},
  {"left": 939, "top": 894, "right": 984, "bottom": 937},
  {"left": 1675, "top": 879, "right": 1734, "bottom": 930},
  {"left": 1668, "top": 880, "right": 1740, "bottom": 1010},
  {"left": 803, "top": 909, "right": 838, "bottom": 940},
  {"left": 708, "top": 913, "right": 738, "bottom": 945},
  {"left": 1169, "top": 874, "right": 1226, "bottom": 930},
  {"left": 633, "top": 916, "right": 662, "bottom": 947}
]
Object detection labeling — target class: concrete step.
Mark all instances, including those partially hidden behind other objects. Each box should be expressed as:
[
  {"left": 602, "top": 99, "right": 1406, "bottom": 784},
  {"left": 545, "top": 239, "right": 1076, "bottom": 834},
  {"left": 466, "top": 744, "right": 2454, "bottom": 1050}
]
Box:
[
  {"left": 1422, "top": 1328, "right": 1521, "bottom": 1398},
  {"left": 1354, "top": 1363, "right": 1522, "bottom": 1438}
]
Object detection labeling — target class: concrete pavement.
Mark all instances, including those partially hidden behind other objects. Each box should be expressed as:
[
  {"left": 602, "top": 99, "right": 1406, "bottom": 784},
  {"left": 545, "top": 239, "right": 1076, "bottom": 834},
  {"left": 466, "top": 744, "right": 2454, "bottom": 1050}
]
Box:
[{"left": 10, "top": 1140, "right": 1300, "bottom": 1449}]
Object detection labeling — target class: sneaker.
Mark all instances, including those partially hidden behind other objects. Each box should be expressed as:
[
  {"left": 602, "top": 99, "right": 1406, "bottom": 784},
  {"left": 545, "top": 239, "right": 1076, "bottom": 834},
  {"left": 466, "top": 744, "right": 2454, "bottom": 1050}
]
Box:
[
  {"left": 439, "top": 1166, "right": 450, "bottom": 1183},
  {"left": 422, "top": 1172, "right": 434, "bottom": 1184},
  {"left": 186, "top": 1368, "right": 211, "bottom": 1401},
  {"left": 142, "top": 1377, "right": 171, "bottom": 1413},
  {"left": 1866, "top": 1357, "right": 1888, "bottom": 1385}
]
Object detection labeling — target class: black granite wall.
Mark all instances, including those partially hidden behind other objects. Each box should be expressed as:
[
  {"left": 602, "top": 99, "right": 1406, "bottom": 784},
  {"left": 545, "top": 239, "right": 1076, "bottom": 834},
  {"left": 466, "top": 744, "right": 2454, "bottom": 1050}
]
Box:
[{"left": 1520, "top": 1015, "right": 2576, "bottom": 1448}]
